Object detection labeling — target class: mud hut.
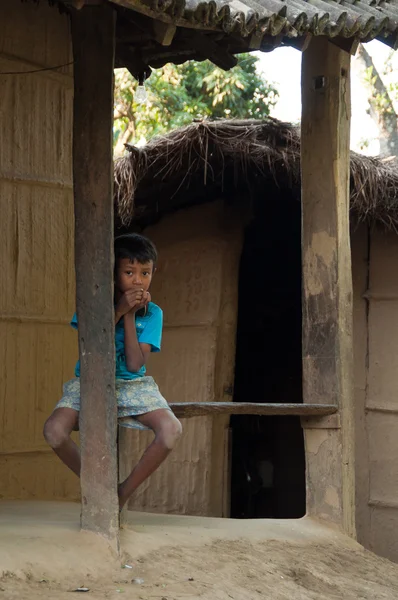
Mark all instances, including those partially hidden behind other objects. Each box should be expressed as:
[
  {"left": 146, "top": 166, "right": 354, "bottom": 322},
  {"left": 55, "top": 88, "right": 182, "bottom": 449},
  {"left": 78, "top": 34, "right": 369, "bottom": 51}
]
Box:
[
  {"left": 114, "top": 119, "right": 398, "bottom": 562},
  {"left": 2, "top": 0, "right": 398, "bottom": 559}
]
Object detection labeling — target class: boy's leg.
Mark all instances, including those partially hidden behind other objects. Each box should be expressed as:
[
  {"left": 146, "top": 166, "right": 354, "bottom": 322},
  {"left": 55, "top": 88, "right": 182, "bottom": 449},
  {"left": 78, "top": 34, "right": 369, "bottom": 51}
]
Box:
[
  {"left": 43, "top": 408, "right": 81, "bottom": 477},
  {"left": 118, "top": 409, "right": 182, "bottom": 509}
]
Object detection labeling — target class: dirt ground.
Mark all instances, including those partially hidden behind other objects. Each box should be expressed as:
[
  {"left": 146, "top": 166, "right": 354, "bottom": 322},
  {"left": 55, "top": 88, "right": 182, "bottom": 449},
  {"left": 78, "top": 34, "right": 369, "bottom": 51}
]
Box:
[
  {"left": 1, "top": 503, "right": 398, "bottom": 600},
  {"left": 0, "top": 540, "right": 398, "bottom": 600},
  {"left": 2, "top": 537, "right": 398, "bottom": 600}
]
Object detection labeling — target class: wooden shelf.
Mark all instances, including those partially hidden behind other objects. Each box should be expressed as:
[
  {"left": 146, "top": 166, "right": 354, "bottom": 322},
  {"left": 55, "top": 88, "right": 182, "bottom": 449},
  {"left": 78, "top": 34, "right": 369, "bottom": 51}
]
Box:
[{"left": 169, "top": 402, "right": 337, "bottom": 419}]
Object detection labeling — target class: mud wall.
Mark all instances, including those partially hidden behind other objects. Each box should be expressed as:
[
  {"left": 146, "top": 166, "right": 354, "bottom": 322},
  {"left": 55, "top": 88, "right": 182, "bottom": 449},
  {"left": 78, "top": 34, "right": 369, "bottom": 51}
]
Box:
[
  {"left": 353, "top": 224, "right": 398, "bottom": 562},
  {"left": 122, "top": 202, "right": 243, "bottom": 516},
  {"left": 0, "top": 1, "right": 79, "bottom": 500},
  {"left": 352, "top": 224, "right": 369, "bottom": 548}
]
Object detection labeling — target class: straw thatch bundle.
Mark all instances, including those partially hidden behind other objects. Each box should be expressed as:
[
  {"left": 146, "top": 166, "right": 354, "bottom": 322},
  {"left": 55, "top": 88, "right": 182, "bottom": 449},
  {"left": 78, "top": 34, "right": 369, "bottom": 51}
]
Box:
[{"left": 114, "top": 118, "right": 398, "bottom": 230}]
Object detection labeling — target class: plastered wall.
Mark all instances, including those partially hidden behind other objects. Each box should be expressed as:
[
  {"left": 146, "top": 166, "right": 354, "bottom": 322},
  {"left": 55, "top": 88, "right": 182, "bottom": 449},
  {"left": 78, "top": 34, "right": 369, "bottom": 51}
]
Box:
[
  {"left": 352, "top": 224, "right": 369, "bottom": 548},
  {"left": 121, "top": 202, "right": 243, "bottom": 516},
  {"left": 0, "top": 1, "right": 79, "bottom": 500},
  {"left": 353, "top": 224, "right": 398, "bottom": 562}
]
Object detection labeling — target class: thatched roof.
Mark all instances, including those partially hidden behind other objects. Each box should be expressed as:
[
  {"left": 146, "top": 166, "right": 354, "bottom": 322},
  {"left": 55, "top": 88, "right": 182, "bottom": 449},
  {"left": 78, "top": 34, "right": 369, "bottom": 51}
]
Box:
[{"left": 114, "top": 118, "right": 398, "bottom": 230}]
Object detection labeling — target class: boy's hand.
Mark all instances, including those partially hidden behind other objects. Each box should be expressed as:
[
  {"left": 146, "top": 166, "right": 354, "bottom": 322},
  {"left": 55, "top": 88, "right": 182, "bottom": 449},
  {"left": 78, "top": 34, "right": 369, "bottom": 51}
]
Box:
[
  {"left": 136, "top": 291, "right": 151, "bottom": 312},
  {"left": 115, "top": 287, "right": 149, "bottom": 320}
]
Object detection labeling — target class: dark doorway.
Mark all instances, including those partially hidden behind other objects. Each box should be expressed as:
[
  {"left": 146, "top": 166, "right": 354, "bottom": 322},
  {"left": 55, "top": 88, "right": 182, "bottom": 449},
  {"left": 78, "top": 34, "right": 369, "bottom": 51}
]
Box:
[{"left": 230, "top": 187, "right": 306, "bottom": 519}]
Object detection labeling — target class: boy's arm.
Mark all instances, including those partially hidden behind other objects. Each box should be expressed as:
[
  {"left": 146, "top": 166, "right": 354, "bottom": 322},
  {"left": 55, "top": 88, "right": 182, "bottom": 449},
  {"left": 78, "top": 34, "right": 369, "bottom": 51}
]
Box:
[
  {"left": 123, "top": 312, "right": 151, "bottom": 372},
  {"left": 115, "top": 287, "right": 151, "bottom": 372}
]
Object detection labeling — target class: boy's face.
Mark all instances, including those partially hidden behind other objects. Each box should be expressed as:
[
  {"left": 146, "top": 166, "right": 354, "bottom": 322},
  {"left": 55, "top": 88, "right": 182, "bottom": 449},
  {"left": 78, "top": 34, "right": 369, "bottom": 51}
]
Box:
[{"left": 115, "top": 258, "right": 154, "bottom": 293}]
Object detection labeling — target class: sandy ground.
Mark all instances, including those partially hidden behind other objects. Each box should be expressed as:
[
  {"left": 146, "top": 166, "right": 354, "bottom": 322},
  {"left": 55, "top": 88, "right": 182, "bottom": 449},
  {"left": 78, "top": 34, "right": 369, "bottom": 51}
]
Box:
[{"left": 1, "top": 502, "right": 398, "bottom": 600}]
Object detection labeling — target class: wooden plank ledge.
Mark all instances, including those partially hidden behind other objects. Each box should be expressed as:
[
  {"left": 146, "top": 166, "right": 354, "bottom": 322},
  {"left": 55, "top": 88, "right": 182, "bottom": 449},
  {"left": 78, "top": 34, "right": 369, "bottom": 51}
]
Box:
[{"left": 169, "top": 402, "right": 337, "bottom": 418}]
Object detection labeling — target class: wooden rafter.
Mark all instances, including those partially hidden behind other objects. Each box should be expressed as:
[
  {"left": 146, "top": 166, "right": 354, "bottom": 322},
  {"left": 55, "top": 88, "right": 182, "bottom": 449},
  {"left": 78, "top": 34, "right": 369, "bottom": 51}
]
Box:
[
  {"left": 115, "top": 43, "right": 152, "bottom": 80},
  {"left": 283, "top": 33, "right": 312, "bottom": 52},
  {"left": 329, "top": 36, "right": 360, "bottom": 56},
  {"left": 182, "top": 31, "right": 237, "bottom": 70}
]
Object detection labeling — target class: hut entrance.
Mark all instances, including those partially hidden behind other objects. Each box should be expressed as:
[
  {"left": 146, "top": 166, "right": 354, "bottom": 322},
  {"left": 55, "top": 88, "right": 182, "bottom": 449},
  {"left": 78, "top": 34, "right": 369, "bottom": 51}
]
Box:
[{"left": 230, "top": 189, "right": 306, "bottom": 519}]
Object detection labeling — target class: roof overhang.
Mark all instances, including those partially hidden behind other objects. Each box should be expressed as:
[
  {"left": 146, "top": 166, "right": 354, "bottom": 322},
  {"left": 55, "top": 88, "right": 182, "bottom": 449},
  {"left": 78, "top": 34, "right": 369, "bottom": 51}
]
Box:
[{"left": 61, "top": 0, "right": 398, "bottom": 75}]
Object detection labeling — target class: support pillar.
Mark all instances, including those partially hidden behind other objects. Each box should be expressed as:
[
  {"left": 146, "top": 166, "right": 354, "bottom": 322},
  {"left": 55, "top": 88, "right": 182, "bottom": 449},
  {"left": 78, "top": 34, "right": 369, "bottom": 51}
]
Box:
[
  {"left": 71, "top": 5, "right": 119, "bottom": 547},
  {"left": 301, "top": 38, "right": 355, "bottom": 537}
]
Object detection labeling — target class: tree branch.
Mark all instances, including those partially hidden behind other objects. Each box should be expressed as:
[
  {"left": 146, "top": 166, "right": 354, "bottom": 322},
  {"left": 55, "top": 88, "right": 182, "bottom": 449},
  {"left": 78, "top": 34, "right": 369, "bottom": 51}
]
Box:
[{"left": 356, "top": 44, "right": 398, "bottom": 157}]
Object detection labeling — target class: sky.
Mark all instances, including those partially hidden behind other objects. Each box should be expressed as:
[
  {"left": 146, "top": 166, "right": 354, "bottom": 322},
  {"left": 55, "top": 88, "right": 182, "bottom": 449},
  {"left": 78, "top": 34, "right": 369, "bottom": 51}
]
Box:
[{"left": 254, "top": 40, "right": 398, "bottom": 155}]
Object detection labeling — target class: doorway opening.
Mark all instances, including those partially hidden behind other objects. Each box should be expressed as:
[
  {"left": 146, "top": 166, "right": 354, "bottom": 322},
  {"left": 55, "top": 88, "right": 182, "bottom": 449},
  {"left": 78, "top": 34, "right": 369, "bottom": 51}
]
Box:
[{"left": 230, "top": 187, "right": 306, "bottom": 519}]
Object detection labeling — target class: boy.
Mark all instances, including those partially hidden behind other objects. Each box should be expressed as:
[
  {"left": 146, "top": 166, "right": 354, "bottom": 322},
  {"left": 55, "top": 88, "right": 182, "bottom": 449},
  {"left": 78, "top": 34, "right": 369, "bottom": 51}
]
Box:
[{"left": 43, "top": 233, "right": 182, "bottom": 509}]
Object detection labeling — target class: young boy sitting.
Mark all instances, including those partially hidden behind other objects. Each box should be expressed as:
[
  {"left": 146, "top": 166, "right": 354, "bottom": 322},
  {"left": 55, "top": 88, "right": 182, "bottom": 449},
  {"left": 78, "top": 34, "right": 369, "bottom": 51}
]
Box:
[{"left": 43, "top": 233, "right": 182, "bottom": 509}]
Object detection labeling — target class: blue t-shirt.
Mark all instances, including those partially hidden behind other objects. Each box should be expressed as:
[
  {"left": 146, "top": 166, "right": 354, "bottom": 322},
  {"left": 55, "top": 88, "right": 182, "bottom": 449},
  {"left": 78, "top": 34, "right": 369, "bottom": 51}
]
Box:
[{"left": 71, "top": 302, "right": 163, "bottom": 380}]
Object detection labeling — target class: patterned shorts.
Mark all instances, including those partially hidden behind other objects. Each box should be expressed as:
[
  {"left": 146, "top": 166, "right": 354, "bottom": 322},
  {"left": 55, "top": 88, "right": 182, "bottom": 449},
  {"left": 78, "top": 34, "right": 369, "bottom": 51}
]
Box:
[{"left": 55, "top": 376, "right": 171, "bottom": 431}]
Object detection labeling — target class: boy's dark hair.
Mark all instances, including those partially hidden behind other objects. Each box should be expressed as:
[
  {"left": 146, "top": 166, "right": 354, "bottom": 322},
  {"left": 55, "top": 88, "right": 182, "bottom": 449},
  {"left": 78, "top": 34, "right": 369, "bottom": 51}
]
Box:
[{"left": 114, "top": 233, "right": 158, "bottom": 268}]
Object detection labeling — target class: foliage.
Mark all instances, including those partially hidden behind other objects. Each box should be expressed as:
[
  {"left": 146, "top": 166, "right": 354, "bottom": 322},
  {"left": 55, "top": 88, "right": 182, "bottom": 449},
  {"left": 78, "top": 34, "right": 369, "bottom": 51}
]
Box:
[
  {"left": 113, "top": 54, "right": 278, "bottom": 154},
  {"left": 356, "top": 44, "right": 398, "bottom": 156},
  {"left": 363, "top": 64, "right": 396, "bottom": 116}
]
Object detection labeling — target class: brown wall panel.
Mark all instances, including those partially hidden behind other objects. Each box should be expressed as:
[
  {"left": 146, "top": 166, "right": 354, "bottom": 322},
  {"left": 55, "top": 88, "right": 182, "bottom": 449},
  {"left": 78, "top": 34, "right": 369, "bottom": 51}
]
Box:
[
  {"left": 0, "top": 0, "right": 77, "bottom": 500},
  {"left": 122, "top": 202, "right": 242, "bottom": 516}
]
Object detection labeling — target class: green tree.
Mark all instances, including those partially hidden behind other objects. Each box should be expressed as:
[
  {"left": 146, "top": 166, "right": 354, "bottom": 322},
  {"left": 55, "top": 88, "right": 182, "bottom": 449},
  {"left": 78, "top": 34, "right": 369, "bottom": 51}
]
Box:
[
  {"left": 355, "top": 44, "right": 398, "bottom": 157},
  {"left": 113, "top": 54, "right": 278, "bottom": 155}
]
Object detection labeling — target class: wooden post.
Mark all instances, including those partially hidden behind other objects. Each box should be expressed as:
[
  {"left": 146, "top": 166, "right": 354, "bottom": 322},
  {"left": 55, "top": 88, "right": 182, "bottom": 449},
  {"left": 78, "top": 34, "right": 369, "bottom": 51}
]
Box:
[
  {"left": 72, "top": 5, "right": 119, "bottom": 547},
  {"left": 301, "top": 38, "right": 355, "bottom": 537}
]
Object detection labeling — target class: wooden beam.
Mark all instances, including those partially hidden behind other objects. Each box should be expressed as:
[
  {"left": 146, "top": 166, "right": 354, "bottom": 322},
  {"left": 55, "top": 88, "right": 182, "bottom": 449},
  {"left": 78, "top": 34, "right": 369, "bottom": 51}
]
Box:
[
  {"left": 301, "top": 37, "right": 355, "bottom": 537},
  {"left": 169, "top": 402, "right": 337, "bottom": 418},
  {"left": 119, "top": 11, "right": 177, "bottom": 46},
  {"left": 259, "top": 34, "right": 285, "bottom": 52},
  {"left": 152, "top": 20, "right": 177, "bottom": 46},
  {"left": 147, "top": 50, "right": 199, "bottom": 68},
  {"left": 115, "top": 44, "right": 152, "bottom": 80},
  {"left": 283, "top": 33, "right": 312, "bottom": 52},
  {"left": 116, "top": 19, "right": 152, "bottom": 44},
  {"left": 67, "top": 0, "right": 103, "bottom": 7},
  {"left": 71, "top": 5, "right": 119, "bottom": 547},
  {"left": 329, "top": 36, "right": 360, "bottom": 56},
  {"left": 185, "top": 31, "right": 237, "bottom": 70}
]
